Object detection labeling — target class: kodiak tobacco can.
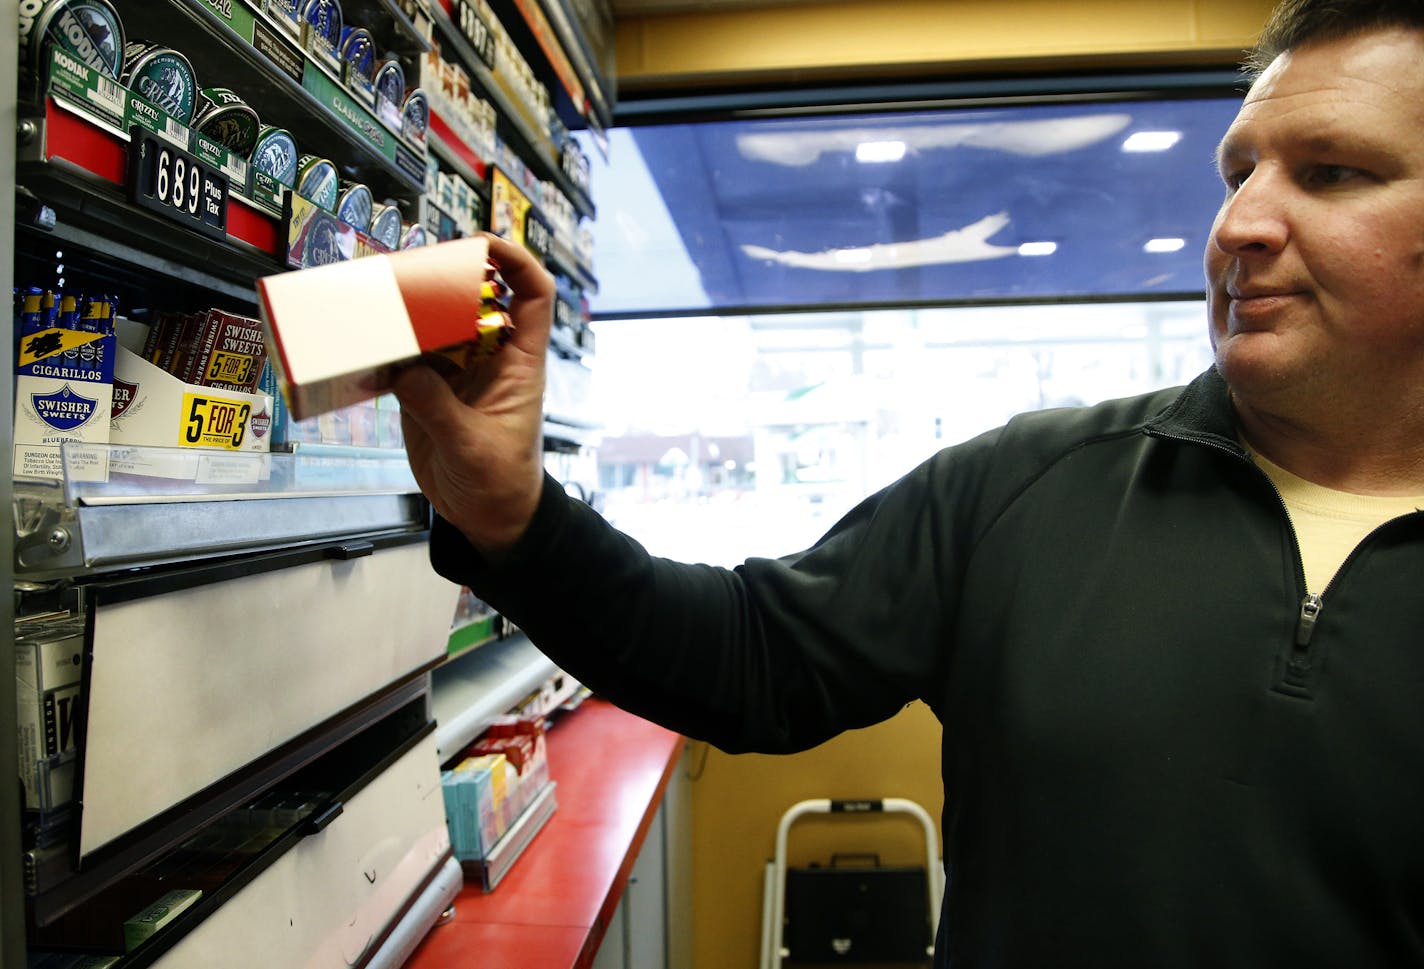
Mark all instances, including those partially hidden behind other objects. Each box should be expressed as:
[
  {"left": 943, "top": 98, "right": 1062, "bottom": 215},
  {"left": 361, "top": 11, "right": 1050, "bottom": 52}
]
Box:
[
  {"left": 20, "top": 0, "right": 126, "bottom": 80},
  {"left": 193, "top": 86, "right": 260, "bottom": 156},
  {"left": 120, "top": 41, "right": 197, "bottom": 123}
]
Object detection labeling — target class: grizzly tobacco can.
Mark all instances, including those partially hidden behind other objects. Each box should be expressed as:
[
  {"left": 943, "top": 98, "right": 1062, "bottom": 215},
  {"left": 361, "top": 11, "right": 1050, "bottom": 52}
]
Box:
[
  {"left": 193, "top": 86, "right": 261, "bottom": 156},
  {"left": 20, "top": 0, "right": 126, "bottom": 80},
  {"left": 250, "top": 126, "right": 299, "bottom": 188},
  {"left": 121, "top": 41, "right": 197, "bottom": 123},
  {"left": 296, "top": 155, "right": 341, "bottom": 212},
  {"left": 336, "top": 181, "right": 374, "bottom": 234}
]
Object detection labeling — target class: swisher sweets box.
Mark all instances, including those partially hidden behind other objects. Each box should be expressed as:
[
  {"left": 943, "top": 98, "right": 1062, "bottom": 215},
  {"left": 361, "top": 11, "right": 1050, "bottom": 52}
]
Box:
[{"left": 256, "top": 236, "right": 507, "bottom": 421}]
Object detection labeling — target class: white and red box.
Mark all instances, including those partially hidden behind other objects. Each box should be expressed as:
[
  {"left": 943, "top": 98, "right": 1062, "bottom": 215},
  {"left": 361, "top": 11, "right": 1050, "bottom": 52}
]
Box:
[{"left": 256, "top": 235, "right": 493, "bottom": 421}]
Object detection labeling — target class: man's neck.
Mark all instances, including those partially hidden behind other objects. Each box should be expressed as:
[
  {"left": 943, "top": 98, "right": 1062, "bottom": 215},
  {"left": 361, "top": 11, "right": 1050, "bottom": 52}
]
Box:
[{"left": 1234, "top": 399, "right": 1424, "bottom": 496}]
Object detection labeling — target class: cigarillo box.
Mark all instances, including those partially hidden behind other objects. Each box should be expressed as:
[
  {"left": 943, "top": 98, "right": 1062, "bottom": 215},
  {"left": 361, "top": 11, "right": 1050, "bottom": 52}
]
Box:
[
  {"left": 256, "top": 235, "right": 496, "bottom": 421},
  {"left": 110, "top": 347, "right": 273, "bottom": 454},
  {"left": 14, "top": 325, "right": 115, "bottom": 482}
]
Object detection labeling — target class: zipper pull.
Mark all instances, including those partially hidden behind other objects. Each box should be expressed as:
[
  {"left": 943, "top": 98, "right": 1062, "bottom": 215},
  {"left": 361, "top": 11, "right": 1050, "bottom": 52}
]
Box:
[{"left": 1295, "top": 593, "right": 1324, "bottom": 647}]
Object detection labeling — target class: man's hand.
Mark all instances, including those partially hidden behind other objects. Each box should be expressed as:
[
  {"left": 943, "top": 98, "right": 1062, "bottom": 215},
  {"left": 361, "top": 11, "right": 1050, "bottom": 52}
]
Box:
[{"left": 391, "top": 233, "right": 554, "bottom": 558}]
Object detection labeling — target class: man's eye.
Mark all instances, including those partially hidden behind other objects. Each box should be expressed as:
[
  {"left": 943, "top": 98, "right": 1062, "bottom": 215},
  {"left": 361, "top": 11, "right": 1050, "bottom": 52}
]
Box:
[{"left": 1310, "top": 164, "right": 1361, "bottom": 185}]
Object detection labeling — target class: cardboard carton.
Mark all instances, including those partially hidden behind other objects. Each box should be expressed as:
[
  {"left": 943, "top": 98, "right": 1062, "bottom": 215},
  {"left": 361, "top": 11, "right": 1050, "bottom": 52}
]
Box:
[{"left": 256, "top": 235, "right": 498, "bottom": 420}]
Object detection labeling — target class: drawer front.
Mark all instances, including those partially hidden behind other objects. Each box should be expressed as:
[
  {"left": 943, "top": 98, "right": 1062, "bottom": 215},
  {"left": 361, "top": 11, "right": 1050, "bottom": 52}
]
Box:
[
  {"left": 79, "top": 540, "right": 459, "bottom": 857},
  {"left": 152, "top": 730, "right": 456, "bottom": 968}
]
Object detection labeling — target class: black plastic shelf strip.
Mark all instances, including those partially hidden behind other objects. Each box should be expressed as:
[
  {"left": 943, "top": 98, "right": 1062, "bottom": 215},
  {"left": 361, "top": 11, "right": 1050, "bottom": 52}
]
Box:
[
  {"left": 18, "top": 154, "right": 275, "bottom": 302},
  {"left": 29, "top": 675, "right": 429, "bottom": 928}
]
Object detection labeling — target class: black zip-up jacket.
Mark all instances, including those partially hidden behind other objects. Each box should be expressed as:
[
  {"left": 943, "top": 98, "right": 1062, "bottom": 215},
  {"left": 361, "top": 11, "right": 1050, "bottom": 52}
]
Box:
[{"left": 431, "top": 367, "right": 1424, "bottom": 968}]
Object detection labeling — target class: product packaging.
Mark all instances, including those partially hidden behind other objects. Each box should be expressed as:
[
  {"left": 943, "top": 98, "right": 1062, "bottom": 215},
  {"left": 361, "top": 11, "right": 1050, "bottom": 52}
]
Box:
[
  {"left": 110, "top": 346, "right": 273, "bottom": 454},
  {"left": 256, "top": 235, "right": 511, "bottom": 420},
  {"left": 14, "top": 290, "right": 117, "bottom": 481},
  {"left": 14, "top": 617, "right": 85, "bottom": 812},
  {"left": 123, "top": 888, "right": 202, "bottom": 951}
]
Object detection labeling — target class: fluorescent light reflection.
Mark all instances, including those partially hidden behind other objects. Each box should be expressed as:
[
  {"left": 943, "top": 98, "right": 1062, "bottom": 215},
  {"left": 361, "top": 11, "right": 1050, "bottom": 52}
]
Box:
[
  {"left": 1143, "top": 237, "right": 1186, "bottom": 253},
  {"left": 1018, "top": 241, "right": 1058, "bottom": 256},
  {"left": 1122, "top": 130, "right": 1182, "bottom": 152},
  {"left": 834, "top": 248, "right": 875, "bottom": 265},
  {"left": 855, "top": 140, "right": 907, "bottom": 163}
]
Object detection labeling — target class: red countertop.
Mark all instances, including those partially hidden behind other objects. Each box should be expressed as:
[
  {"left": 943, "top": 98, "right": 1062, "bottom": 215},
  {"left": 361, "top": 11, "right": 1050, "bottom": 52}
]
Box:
[{"left": 406, "top": 698, "right": 686, "bottom": 969}]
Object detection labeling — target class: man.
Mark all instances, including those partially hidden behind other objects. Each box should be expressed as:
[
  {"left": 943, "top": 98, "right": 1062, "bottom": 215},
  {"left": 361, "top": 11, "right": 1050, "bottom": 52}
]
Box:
[{"left": 393, "top": 0, "right": 1424, "bottom": 964}]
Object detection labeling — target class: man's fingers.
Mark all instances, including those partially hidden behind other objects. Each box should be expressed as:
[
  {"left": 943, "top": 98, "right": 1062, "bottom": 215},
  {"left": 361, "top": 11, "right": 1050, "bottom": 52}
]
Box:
[
  {"left": 484, "top": 233, "right": 554, "bottom": 358},
  {"left": 391, "top": 362, "right": 464, "bottom": 437}
]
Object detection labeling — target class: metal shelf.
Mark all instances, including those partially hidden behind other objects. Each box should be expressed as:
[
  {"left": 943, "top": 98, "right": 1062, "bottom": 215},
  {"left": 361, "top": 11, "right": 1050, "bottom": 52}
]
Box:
[
  {"left": 429, "top": 0, "right": 596, "bottom": 220},
  {"left": 490, "top": 0, "right": 614, "bottom": 135},
  {"left": 114, "top": 0, "right": 427, "bottom": 199},
  {"left": 430, "top": 631, "right": 558, "bottom": 761},
  {"left": 14, "top": 444, "right": 428, "bottom": 580},
  {"left": 17, "top": 153, "right": 276, "bottom": 305}
]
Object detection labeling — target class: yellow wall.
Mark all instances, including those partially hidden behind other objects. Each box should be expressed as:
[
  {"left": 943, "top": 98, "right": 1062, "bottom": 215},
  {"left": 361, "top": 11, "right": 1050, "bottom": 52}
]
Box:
[
  {"left": 608, "top": 5, "right": 1275, "bottom": 967},
  {"left": 687, "top": 702, "right": 944, "bottom": 968},
  {"left": 616, "top": 0, "right": 1276, "bottom": 92}
]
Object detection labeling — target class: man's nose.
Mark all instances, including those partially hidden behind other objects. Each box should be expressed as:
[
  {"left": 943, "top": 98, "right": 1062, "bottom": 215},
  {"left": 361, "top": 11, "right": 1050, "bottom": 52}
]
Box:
[{"left": 1212, "top": 170, "right": 1290, "bottom": 257}]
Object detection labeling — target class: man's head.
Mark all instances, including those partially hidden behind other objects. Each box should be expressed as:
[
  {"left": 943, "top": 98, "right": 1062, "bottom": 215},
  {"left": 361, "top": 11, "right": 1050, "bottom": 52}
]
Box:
[
  {"left": 1204, "top": 3, "right": 1424, "bottom": 442},
  {"left": 1246, "top": 0, "right": 1424, "bottom": 79}
]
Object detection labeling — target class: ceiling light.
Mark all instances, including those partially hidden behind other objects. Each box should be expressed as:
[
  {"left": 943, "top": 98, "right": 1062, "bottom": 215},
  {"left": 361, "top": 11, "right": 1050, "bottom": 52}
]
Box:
[
  {"left": 1143, "top": 237, "right": 1186, "bottom": 253},
  {"left": 855, "top": 140, "right": 906, "bottom": 163},
  {"left": 1122, "top": 131, "right": 1182, "bottom": 152},
  {"left": 1018, "top": 241, "right": 1057, "bottom": 256}
]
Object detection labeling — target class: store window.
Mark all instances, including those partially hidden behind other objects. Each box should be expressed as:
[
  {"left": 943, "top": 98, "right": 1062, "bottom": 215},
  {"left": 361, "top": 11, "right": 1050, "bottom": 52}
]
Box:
[{"left": 581, "top": 90, "right": 1240, "bottom": 564}]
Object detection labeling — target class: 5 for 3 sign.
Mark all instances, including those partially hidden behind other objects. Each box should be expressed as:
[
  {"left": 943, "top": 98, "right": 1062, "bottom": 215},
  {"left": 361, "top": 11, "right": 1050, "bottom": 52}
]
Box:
[
  {"left": 182, "top": 394, "right": 253, "bottom": 450},
  {"left": 129, "top": 129, "right": 230, "bottom": 240}
]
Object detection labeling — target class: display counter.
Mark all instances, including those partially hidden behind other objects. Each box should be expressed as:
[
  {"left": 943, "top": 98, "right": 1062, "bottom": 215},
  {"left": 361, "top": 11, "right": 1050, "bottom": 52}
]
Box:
[{"left": 406, "top": 697, "right": 685, "bottom": 968}]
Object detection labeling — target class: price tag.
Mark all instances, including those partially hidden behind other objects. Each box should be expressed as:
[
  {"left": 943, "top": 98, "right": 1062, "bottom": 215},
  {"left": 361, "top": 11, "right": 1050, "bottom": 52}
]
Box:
[
  {"left": 128, "top": 129, "right": 229, "bottom": 240},
  {"left": 181, "top": 393, "right": 253, "bottom": 450},
  {"left": 455, "top": 0, "right": 498, "bottom": 68},
  {"left": 524, "top": 210, "right": 553, "bottom": 262}
]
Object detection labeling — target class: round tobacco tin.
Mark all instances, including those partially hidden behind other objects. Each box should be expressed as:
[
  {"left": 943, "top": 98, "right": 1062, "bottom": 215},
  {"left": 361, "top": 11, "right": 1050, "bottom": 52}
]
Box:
[
  {"left": 339, "top": 26, "right": 376, "bottom": 82},
  {"left": 121, "top": 41, "right": 197, "bottom": 123},
  {"left": 368, "top": 202, "right": 404, "bottom": 250},
  {"left": 336, "top": 181, "right": 374, "bottom": 234},
  {"left": 193, "top": 86, "right": 260, "bottom": 156},
  {"left": 296, "top": 154, "right": 340, "bottom": 212},
  {"left": 21, "top": 0, "right": 126, "bottom": 80},
  {"left": 299, "top": 216, "right": 344, "bottom": 268},
  {"left": 301, "top": 0, "right": 343, "bottom": 53},
  {"left": 399, "top": 222, "right": 427, "bottom": 249},
  {"left": 401, "top": 88, "right": 429, "bottom": 142},
  {"left": 373, "top": 59, "right": 405, "bottom": 106},
  {"left": 249, "top": 125, "right": 299, "bottom": 188}
]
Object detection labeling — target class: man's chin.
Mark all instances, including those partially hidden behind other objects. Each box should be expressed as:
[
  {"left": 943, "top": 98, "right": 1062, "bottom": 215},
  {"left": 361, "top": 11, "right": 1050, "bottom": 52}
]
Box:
[{"left": 1213, "top": 342, "right": 1299, "bottom": 398}]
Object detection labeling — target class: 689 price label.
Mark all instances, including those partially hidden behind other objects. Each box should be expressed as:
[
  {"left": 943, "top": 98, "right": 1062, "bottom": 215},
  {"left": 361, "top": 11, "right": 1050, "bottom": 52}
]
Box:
[
  {"left": 181, "top": 394, "right": 252, "bottom": 450},
  {"left": 129, "top": 129, "right": 229, "bottom": 240}
]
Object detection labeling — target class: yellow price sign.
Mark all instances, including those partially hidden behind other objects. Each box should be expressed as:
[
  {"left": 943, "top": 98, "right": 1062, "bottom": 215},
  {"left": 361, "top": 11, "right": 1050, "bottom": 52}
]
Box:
[
  {"left": 181, "top": 393, "right": 252, "bottom": 450},
  {"left": 202, "top": 350, "right": 257, "bottom": 386}
]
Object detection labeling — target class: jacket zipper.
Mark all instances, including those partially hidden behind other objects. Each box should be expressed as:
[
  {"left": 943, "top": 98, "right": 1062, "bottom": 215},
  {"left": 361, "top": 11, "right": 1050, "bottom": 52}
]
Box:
[
  {"left": 1149, "top": 394, "right": 1424, "bottom": 694},
  {"left": 1148, "top": 428, "right": 1322, "bottom": 689},
  {"left": 1291, "top": 593, "right": 1323, "bottom": 670}
]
